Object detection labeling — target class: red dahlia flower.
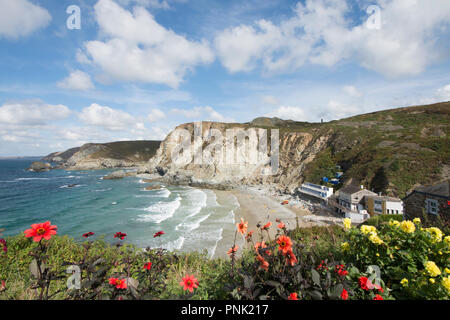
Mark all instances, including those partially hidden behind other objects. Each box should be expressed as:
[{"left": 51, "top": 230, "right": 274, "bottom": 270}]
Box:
[
  {"left": 82, "top": 232, "right": 95, "bottom": 238},
  {"left": 179, "top": 274, "right": 198, "bottom": 293},
  {"left": 153, "top": 231, "right": 165, "bottom": 238},
  {"left": 24, "top": 221, "right": 57, "bottom": 242},
  {"left": 341, "top": 288, "right": 349, "bottom": 300},
  {"left": 0, "top": 238, "right": 6, "bottom": 253},
  {"left": 373, "top": 294, "right": 383, "bottom": 300},
  {"left": 277, "top": 235, "right": 293, "bottom": 255},
  {"left": 108, "top": 278, "right": 127, "bottom": 289},
  {"left": 359, "top": 276, "right": 372, "bottom": 291},
  {"left": 227, "top": 245, "right": 239, "bottom": 256},
  {"left": 285, "top": 248, "right": 298, "bottom": 266},
  {"left": 288, "top": 293, "right": 298, "bottom": 300},
  {"left": 143, "top": 262, "right": 152, "bottom": 270},
  {"left": 261, "top": 222, "right": 271, "bottom": 230},
  {"left": 114, "top": 232, "right": 127, "bottom": 240}
]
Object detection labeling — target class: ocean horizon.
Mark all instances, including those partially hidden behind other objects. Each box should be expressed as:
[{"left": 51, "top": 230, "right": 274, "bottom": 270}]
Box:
[{"left": 0, "top": 159, "right": 239, "bottom": 258}]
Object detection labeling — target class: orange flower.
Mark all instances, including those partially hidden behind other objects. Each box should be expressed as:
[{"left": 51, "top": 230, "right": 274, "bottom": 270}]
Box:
[
  {"left": 245, "top": 230, "right": 253, "bottom": 240},
  {"left": 278, "top": 222, "right": 285, "bottom": 229},
  {"left": 108, "top": 278, "right": 127, "bottom": 289},
  {"left": 227, "top": 244, "right": 239, "bottom": 256},
  {"left": 236, "top": 218, "right": 248, "bottom": 235},
  {"left": 277, "top": 235, "right": 293, "bottom": 255},
  {"left": 286, "top": 248, "right": 298, "bottom": 266},
  {"left": 254, "top": 241, "right": 271, "bottom": 256},
  {"left": 288, "top": 292, "right": 299, "bottom": 300},
  {"left": 256, "top": 254, "right": 269, "bottom": 271},
  {"left": 24, "top": 221, "right": 57, "bottom": 242},
  {"left": 261, "top": 221, "right": 271, "bottom": 230},
  {"left": 179, "top": 274, "right": 198, "bottom": 293}
]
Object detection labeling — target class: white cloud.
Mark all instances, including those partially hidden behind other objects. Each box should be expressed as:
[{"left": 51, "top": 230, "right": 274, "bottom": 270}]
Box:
[
  {"left": 148, "top": 108, "right": 166, "bottom": 122},
  {"left": 0, "top": 100, "right": 71, "bottom": 125},
  {"left": 343, "top": 85, "right": 362, "bottom": 97},
  {"left": 0, "top": 0, "right": 51, "bottom": 39},
  {"left": 57, "top": 70, "right": 95, "bottom": 91},
  {"left": 437, "top": 84, "right": 450, "bottom": 101},
  {"left": 326, "top": 100, "right": 360, "bottom": 120},
  {"left": 116, "top": 0, "right": 170, "bottom": 9},
  {"left": 79, "top": 103, "right": 137, "bottom": 131},
  {"left": 214, "top": 0, "right": 450, "bottom": 78},
  {"left": 170, "top": 106, "right": 235, "bottom": 122},
  {"left": 79, "top": 0, "right": 214, "bottom": 88},
  {"left": 265, "top": 106, "right": 307, "bottom": 121}
]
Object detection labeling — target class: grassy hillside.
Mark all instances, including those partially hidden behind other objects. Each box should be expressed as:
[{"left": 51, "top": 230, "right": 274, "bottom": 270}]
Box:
[
  {"left": 245, "top": 102, "right": 450, "bottom": 197},
  {"left": 89, "top": 140, "right": 161, "bottom": 162}
]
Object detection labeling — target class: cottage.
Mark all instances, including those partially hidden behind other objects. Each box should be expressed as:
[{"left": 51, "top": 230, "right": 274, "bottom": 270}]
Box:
[
  {"left": 403, "top": 180, "right": 449, "bottom": 226},
  {"left": 365, "top": 195, "right": 403, "bottom": 216},
  {"left": 330, "top": 185, "right": 377, "bottom": 222}
]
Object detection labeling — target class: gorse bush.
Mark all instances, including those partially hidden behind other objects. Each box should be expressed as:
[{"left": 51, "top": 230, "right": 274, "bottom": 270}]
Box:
[{"left": 0, "top": 216, "right": 448, "bottom": 300}]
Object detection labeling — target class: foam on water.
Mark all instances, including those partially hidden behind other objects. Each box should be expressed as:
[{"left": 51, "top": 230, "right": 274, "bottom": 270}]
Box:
[
  {"left": 15, "top": 177, "right": 49, "bottom": 181},
  {"left": 136, "top": 196, "right": 182, "bottom": 223},
  {"left": 161, "top": 236, "right": 185, "bottom": 251},
  {"left": 176, "top": 213, "right": 211, "bottom": 232}
]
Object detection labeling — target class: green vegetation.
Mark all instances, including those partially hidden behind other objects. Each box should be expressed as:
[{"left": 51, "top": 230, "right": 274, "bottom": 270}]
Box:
[
  {"left": 91, "top": 140, "right": 161, "bottom": 162},
  {"left": 1, "top": 217, "right": 448, "bottom": 300}
]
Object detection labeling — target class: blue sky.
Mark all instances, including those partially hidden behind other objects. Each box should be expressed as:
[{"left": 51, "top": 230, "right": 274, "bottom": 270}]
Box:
[{"left": 0, "top": 0, "right": 450, "bottom": 156}]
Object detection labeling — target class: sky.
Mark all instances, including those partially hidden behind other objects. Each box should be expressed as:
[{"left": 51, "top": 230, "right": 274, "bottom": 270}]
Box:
[{"left": 0, "top": 0, "right": 450, "bottom": 156}]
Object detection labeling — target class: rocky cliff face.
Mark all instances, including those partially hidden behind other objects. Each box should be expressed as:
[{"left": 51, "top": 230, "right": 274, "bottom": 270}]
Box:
[{"left": 144, "top": 121, "right": 334, "bottom": 192}]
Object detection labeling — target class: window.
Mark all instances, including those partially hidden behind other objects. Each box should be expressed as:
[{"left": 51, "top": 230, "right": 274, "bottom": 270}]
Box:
[{"left": 426, "top": 199, "right": 439, "bottom": 215}]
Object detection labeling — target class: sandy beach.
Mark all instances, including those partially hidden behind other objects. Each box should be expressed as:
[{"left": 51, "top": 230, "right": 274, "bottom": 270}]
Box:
[{"left": 212, "top": 186, "right": 312, "bottom": 258}]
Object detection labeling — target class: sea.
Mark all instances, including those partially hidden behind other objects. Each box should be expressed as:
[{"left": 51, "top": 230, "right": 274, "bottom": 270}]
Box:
[{"left": 0, "top": 159, "right": 239, "bottom": 258}]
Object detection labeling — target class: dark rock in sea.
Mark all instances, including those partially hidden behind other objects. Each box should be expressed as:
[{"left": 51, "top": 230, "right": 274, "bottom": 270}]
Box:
[
  {"left": 144, "top": 184, "right": 162, "bottom": 191},
  {"left": 103, "top": 170, "right": 136, "bottom": 180},
  {"left": 27, "top": 161, "right": 52, "bottom": 172}
]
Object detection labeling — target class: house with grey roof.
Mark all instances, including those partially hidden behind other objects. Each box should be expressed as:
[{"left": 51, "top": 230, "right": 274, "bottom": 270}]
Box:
[{"left": 403, "top": 180, "right": 449, "bottom": 226}]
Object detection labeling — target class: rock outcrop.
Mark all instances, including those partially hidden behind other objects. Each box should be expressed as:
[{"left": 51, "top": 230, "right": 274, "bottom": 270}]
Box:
[{"left": 27, "top": 161, "right": 52, "bottom": 172}]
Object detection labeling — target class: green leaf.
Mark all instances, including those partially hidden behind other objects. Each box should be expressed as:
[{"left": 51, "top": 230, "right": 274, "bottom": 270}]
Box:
[
  {"left": 331, "top": 284, "right": 343, "bottom": 299},
  {"left": 29, "top": 259, "right": 39, "bottom": 278},
  {"left": 309, "top": 290, "right": 323, "bottom": 300},
  {"left": 311, "top": 269, "right": 320, "bottom": 286}
]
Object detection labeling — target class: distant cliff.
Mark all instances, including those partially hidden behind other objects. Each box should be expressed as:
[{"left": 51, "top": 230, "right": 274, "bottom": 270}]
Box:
[
  {"left": 144, "top": 102, "right": 450, "bottom": 197},
  {"left": 42, "top": 140, "right": 161, "bottom": 170}
]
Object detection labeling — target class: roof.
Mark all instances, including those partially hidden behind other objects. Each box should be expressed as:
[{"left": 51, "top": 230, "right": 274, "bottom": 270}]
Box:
[
  {"left": 366, "top": 195, "right": 402, "bottom": 202},
  {"left": 415, "top": 180, "right": 450, "bottom": 198},
  {"left": 339, "top": 185, "right": 364, "bottom": 195}
]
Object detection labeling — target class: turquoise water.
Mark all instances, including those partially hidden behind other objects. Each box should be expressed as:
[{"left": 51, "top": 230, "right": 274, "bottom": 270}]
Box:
[{"left": 0, "top": 159, "right": 238, "bottom": 257}]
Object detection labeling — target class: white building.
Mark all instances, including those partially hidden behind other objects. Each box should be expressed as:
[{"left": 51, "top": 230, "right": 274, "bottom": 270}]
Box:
[{"left": 298, "top": 182, "right": 333, "bottom": 200}]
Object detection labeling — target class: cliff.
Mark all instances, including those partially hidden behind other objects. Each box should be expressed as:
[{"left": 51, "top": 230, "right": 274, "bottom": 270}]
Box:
[
  {"left": 144, "top": 101, "right": 449, "bottom": 197},
  {"left": 43, "top": 140, "right": 161, "bottom": 170}
]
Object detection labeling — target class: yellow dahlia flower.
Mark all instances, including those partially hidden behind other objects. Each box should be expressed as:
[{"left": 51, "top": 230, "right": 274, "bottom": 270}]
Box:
[
  {"left": 360, "top": 225, "right": 377, "bottom": 235},
  {"left": 443, "top": 276, "right": 450, "bottom": 293},
  {"left": 424, "top": 261, "right": 441, "bottom": 277},
  {"left": 389, "top": 220, "right": 400, "bottom": 227},
  {"left": 400, "top": 278, "right": 408, "bottom": 287},
  {"left": 425, "top": 227, "right": 443, "bottom": 242},
  {"left": 413, "top": 218, "right": 421, "bottom": 224},
  {"left": 341, "top": 242, "right": 349, "bottom": 252},
  {"left": 400, "top": 220, "right": 415, "bottom": 233},
  {"left": 343, "top": 218, "right": 352, "bottom": 229},
  {"left": 369, "top": 233, "right": 384, "bottom": 245}
]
